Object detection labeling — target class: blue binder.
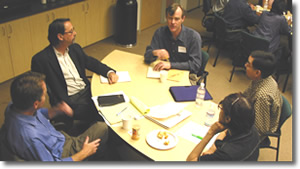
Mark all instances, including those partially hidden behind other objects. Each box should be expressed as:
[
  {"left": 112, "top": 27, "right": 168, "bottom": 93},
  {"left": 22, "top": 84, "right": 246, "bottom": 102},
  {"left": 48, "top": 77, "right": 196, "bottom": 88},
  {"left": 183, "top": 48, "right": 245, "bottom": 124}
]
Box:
[{"left": 169, "top": 86, "right": 213, "bottom": 102}]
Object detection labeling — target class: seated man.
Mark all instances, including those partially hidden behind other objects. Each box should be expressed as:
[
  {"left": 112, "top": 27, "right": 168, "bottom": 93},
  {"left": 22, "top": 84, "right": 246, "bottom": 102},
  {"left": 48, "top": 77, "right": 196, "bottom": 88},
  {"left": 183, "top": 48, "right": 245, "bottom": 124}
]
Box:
[
  {"left": 144, "top": 3, "right": 202, "bottom": 81},
  {"left": 212, "top": 0, "right": 230, "bottom": 16},
  {"left": 243, "top": 51, "right": 282, "bottom": 141},
  {"left": 187, "top": 93, "right": 260, "bottom": 161},
  {"left": 31, "top": 18, "right": 119, "bottom": 133},
  {"left": 222, "top": 0, "right": 261, "bottom": 41},
  {"left": 2, "top": 72, "right": 109, "bottom": 161},
  {"left": 252, "top": 0, "right": 291, "bottom": 61}
]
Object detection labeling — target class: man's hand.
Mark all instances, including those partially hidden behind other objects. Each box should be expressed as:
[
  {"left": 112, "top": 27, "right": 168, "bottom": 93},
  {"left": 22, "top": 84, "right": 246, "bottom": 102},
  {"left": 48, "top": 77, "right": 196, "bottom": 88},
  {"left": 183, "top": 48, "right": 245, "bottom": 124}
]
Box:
[
  {"left": 108, "top": 72, "right": 119, "bottom": 84},
  {"left": 153, "top": 61, "right": 171, "bottom": 71},
  {"left": 71, "top": 136, "right": 101, "bottom": 161},
  {"left": 207, "top": 122, "right": 227, "bottom": 136},
  {"left": 48, "top": 101, "right": 73, "bottom": 119},
  {"left": 153, "top": 49, "right": 170, "bottom": 60},
  {"left": 81, "top": 136, "right": 101, "bottom": 157}
]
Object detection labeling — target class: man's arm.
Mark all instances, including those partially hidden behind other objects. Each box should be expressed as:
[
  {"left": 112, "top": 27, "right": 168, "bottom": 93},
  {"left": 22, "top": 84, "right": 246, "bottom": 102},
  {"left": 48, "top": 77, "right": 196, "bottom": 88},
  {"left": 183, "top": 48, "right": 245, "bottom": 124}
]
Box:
[{"left": 144, "top": 28, "right": 165, "bottom": 64}]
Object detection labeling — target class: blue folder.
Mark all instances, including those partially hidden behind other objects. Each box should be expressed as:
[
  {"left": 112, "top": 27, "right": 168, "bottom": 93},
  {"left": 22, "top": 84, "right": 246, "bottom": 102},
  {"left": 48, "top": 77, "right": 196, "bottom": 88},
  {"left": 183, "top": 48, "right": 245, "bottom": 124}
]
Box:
[{"left": 169, "top": 86, "right": 213, "bottom": 102}]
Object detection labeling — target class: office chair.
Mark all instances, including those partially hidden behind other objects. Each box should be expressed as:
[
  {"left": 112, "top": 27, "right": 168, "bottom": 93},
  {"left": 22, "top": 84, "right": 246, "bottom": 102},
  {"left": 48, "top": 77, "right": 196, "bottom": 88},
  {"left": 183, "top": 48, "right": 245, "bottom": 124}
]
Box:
[
  {"left": 274, "top": 34, "right": 292, "bottom": 93},
  {"left": 212, "top": 13, "right": 244, "bottom": 67},
  {"left": 229, "top": 31, "right": 270, "bottom": 82},
  {"left": 197, "top": 50, "right": 210, "bottom": 85},
  {"left": 0, "top": 126, "right": 25, "bottom": 161},
  {"left": 259, "top": 95, "right": 292, "bottom": 161},
  {"left": 190, "top": 50, "right": 209, "bottom": 86}
]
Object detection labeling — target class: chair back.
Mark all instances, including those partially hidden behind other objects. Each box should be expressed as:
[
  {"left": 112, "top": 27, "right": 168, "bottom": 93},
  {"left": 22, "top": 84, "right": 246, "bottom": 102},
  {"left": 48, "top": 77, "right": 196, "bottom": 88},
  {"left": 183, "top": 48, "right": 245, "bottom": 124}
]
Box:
[
  {"left": 233, "top": 31, "right": 270, "bottom": 67},
  {"left": 198, "top": 50, "right": 209, "bottom": 76},
  {"left": 278, "top": 95, "right": 292, "bottom": 132}
]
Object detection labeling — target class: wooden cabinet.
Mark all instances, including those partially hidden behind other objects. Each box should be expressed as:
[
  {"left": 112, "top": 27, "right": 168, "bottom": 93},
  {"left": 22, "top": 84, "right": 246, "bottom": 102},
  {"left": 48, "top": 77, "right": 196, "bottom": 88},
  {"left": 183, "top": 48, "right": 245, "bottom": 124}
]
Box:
[
  {"left": 0, "top": 23, "right": 14, "bottom": 83},
  {"left": 141, "top": 0, "right": 162, "bottom": 30},
  {"left": 29, "top": 6, "right": 69, "bottom": 54},
  {"left": 0, "top": 17, "right": 33, "bottom": 82},
  {"left": 69, "top": 0, "right": 116, "bottom": 46},
  {"left": 98, "top": 0, "right": 116, "bottom": 41},
  {"left": 0, "top": 1, "right": 117, "bottom": 83},
  {"left": 68, "top": 1, "right": 87, "bottom": 46}
]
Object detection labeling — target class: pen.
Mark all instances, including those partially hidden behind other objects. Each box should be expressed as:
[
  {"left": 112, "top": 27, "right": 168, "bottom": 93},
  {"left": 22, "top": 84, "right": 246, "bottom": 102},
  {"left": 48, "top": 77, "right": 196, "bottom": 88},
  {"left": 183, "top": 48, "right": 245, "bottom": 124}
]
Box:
[
  {"left": 192, "top": 133, "right": 203, "bottom": 140},
  {"left": 116, "top": 106, "right": 128, "bottom": 116}
]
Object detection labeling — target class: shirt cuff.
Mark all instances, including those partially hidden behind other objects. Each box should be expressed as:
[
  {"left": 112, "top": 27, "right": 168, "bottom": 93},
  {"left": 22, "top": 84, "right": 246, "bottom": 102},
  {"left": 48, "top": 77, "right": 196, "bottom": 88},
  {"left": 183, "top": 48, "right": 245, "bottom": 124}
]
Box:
[{"left": 106, "top": 70, "right": 115, "bottom": 78}]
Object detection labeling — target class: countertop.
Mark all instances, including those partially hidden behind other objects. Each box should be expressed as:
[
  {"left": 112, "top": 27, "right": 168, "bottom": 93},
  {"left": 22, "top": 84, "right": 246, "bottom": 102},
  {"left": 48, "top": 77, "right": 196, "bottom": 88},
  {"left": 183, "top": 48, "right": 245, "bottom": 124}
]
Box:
[{"left": 0, "top": 0, "right": 84, "bottom": 24}]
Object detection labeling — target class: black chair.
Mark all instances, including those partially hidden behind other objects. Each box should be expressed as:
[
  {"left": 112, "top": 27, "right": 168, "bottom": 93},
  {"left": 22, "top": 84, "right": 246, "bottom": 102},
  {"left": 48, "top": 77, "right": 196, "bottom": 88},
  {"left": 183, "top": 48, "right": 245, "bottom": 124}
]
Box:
[
  {"left": 229, "top": 31, "right": 270, "bottom": 82},
  {"left": 260, "top": 95, "right": 292, "bottom": 161},
  {"left": 274, "top": 34, "right": 292, "bottom": 93},
  {"left": 0, "top": 126, "right": 25, "bottom": 161},
  {"left": 212, "top": 13, "right": 244, "bottom": 67}
]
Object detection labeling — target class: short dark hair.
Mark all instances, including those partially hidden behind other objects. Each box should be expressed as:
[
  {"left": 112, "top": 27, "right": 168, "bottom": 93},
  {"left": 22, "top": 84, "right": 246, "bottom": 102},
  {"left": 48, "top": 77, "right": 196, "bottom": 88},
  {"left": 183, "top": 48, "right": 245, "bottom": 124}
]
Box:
[
  {"left": 271, "top": 0, "right": 286, "bottom": 15},
  {"left": 166, "top": 3, "right": 186, "bottom": 18},
  {"left": 250, "top": 50, "right": 276, "bottom": 78},
  {"left": 48, "top": 18, "right": 70, "bottom": 46},
  {"left": 10, "top": 72, "right": 45, "bottom": 110},
  {"left": 219, "top": 93, "right": 254, "bottom": 134}
]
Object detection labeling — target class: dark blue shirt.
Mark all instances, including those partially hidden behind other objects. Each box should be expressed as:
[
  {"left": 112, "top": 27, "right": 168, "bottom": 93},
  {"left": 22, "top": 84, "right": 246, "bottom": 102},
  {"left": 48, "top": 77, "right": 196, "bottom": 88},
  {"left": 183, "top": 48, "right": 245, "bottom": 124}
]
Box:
[
  {"left": 4, "top": 103, "right": 72, "bottom": 161},
  {"left": 198, "top": 126, "right": 260, "bottom": 161},
  {"left": 223, "top": 0, "right": 260, "bottom": 29},
  {"left": 144, "top": 25, "right": 202, "bottom": 74},
  {"left": 252, "top": 11, "right": 291, "bottom": 53}
]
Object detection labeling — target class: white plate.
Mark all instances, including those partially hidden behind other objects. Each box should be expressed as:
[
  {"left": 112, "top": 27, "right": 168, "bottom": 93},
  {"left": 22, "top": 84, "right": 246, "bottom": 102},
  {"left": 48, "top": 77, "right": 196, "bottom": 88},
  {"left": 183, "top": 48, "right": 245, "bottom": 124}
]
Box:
[{"left": 146, "top": 130, "right": 178, "bottom": 150}]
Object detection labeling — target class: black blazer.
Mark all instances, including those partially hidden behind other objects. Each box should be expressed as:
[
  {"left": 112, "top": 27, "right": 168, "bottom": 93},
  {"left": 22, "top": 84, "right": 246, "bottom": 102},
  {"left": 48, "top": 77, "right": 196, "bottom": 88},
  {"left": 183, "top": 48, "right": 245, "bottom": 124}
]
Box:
[{"left": 31, "top": 43, "right": 115, "bottom": 106}]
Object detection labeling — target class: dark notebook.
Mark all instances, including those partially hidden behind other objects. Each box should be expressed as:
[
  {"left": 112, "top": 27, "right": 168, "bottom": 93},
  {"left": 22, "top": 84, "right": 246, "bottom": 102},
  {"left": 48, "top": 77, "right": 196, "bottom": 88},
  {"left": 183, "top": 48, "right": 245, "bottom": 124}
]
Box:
[
  {"left": 169, "top": 86, "right": 213, "bottom": 102},
  {"left": 97, "top": 94, "right": 125, "bottom": 107}
]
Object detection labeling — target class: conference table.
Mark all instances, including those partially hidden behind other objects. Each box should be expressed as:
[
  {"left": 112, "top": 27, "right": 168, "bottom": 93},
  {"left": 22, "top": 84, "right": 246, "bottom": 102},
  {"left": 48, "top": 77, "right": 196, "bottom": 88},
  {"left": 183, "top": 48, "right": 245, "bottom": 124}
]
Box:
[{"left": 91, "top": 50, "right": 219, "bottom": 161}]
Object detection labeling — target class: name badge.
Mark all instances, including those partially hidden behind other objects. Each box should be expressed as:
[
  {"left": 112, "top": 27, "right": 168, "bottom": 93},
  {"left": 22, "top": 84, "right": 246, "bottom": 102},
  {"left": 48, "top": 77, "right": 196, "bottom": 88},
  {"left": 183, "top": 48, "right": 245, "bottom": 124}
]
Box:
[{"left": 178, "top": 46, "right": 187, "bottom": 53}]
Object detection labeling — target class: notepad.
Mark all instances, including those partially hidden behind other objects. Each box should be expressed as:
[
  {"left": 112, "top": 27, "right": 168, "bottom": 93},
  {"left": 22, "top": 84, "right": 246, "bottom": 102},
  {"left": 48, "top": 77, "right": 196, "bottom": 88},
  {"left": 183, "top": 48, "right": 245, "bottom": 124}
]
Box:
[
  {"left": 167, "top": 69, "right": 185, "bottom": 82},
  {"left": 100, "top": 71, "right": 131, "bottom": 83},
  {"left": 169, "top": 85, "right": 213, "bottom": 102}
]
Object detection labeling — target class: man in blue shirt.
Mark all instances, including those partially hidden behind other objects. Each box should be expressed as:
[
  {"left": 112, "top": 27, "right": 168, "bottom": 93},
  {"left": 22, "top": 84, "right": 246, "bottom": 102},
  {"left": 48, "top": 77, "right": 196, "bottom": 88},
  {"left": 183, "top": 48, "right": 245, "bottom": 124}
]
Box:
[
  {"left": 1, "top": 72, "right": 108, "bottom": 161},
  {"left": 144, "top": 3, "right": 202, "bottom": 77}
]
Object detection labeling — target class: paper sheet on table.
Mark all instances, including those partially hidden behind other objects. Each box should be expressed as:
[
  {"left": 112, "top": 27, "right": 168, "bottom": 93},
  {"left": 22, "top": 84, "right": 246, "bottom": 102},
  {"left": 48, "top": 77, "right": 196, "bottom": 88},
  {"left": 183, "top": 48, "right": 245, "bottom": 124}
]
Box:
[
  {"left": 176, "top": 121, "right": 219, "bottom": 149},
  {"left": 100, "top": 71, "right": 131, "bottom": 83},
  {"left": 167, "top": 69, "right": 185, "bottom": 82},
  {"left": 147, "top": 102, "right": 187, "bottom": 120},
  {"left": 147, "top": 67, "right": 161, "bottom": 78}
]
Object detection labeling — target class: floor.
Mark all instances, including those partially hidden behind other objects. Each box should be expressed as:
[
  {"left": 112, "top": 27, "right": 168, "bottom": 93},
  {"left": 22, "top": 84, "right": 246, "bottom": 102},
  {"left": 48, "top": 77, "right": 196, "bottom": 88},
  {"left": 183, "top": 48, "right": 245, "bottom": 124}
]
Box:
[{"left": 0, "top": 7, "right": 292, "bottom": 162}]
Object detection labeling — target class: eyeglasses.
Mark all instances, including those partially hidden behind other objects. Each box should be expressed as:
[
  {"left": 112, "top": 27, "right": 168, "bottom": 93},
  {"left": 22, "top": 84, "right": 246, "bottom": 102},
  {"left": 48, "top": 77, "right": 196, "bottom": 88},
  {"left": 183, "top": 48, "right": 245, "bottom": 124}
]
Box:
[
  {"left": 64, "top": 27, "right": 75, "bottom": 34},
  {"left": 218, "top": 104, "right": 223, "bottom": 110}
]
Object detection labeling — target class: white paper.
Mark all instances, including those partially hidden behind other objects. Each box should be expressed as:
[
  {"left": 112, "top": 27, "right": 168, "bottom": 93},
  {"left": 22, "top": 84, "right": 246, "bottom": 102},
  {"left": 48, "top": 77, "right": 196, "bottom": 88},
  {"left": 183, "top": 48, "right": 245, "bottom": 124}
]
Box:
[
  {"left": 147, "top": 67, "right": 161, "bottom": 78},
  {"left": 100, "top": 71, "right": 131, "bottom": 83},
  {"left": 176, "top": 121, "right": 219, "bottom": 149}
]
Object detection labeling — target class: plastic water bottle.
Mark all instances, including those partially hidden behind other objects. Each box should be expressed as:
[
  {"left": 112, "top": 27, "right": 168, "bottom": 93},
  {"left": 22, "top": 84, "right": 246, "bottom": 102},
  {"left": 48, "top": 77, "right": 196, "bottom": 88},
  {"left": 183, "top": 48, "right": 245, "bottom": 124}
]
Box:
[
  {"left": 195, "top": 82, "right": 206, "bottom": 107},
  {"left": 205, "top": 104, "right": 215, "bottom": 127}
]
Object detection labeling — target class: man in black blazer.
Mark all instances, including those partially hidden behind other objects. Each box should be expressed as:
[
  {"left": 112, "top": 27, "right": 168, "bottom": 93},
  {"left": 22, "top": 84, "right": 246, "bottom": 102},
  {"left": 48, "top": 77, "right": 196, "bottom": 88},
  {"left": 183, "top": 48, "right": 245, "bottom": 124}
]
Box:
[{"left": 31, "top": 18, "right": 119, "bottom": 134}]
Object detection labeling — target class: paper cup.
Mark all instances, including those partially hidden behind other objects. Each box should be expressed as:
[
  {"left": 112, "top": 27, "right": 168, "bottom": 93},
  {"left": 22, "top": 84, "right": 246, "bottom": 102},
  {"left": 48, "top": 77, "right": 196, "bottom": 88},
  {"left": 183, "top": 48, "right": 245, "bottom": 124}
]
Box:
[
  {"left": 122, "top": 115, "right": 132, "bottom": 130},
  {"left": 160, "top": 70, "right": 168, "bottom": 83}
]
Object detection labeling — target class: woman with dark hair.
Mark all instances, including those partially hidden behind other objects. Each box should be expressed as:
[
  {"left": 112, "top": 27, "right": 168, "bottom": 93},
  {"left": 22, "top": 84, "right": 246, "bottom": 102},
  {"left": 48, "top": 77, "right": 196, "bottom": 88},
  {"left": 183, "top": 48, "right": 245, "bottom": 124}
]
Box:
[
  {"left": 187, "top": 93, "right": 260, "bottom": 161},
  {"left": 252, "top": 0, "right": 291, "bottom": 60}
]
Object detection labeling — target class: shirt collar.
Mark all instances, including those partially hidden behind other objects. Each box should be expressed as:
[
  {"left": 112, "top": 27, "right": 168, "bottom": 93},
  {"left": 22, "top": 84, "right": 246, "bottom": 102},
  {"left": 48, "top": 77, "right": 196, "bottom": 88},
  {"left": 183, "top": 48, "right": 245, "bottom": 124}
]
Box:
[
  {"left": 7, "top": 103, "right": 37, "bottom": 126},
  {"left": 165, "top": 24, "right": 186, "bottom": 41},
  {"left": 53, "top": 46, "right": 69, "bottom": 57}
]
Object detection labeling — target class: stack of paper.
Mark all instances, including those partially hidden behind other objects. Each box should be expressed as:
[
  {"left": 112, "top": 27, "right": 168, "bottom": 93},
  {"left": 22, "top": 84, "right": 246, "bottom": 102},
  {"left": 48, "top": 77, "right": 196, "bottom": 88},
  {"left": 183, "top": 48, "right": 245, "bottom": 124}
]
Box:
[{"left": 145, "top": 102, "right": 191, "bottom": 129}]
